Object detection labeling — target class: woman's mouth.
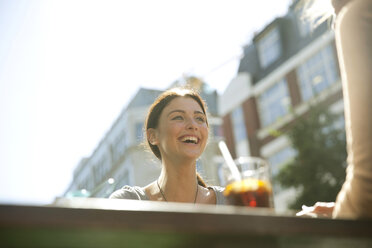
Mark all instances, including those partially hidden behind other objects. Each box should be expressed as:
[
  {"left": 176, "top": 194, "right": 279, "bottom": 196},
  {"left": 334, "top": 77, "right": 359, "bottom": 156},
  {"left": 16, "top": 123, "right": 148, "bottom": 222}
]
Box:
[{"left": 179, "top": 135, "right": 199, "bottom": 144}]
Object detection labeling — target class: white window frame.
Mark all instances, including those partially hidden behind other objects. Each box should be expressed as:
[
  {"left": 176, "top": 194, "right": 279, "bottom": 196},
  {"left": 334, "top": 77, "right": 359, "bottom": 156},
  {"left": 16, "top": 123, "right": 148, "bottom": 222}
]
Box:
[
  {"left": 258, "top": 78, "right": 291, "bottom": 127},
  {"left": 297, "top": 44, "right": 339, "bottom": 101},
  {"left": 257, "top": 27, "right": 282, "bottom": 68}
]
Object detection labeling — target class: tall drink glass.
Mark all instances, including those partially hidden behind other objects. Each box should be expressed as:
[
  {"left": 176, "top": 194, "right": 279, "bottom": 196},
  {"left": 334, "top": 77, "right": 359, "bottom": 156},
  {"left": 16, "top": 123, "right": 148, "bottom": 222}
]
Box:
[{"left": 222, "top": 156, "right": 274, "bottom": 208}]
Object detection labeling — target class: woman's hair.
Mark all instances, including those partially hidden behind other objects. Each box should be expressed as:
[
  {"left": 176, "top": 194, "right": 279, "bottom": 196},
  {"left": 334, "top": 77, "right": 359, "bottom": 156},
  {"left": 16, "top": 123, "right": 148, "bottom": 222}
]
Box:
[{"left": 144, "top": 87, "right": 208, "bottom": 187}]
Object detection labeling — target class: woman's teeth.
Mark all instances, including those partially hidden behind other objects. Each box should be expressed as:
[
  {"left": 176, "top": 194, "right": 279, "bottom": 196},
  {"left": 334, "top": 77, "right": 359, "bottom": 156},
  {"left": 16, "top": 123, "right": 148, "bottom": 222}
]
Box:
[{"left": 181, "top": 136, "right": 198, "bottom": 144}]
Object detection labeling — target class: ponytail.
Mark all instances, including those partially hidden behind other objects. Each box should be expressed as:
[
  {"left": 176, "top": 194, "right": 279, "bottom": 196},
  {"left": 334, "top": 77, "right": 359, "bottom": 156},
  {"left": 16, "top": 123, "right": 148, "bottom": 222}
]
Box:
[{"left": 196, "top": 173, "right": 207, "bottom": 187}]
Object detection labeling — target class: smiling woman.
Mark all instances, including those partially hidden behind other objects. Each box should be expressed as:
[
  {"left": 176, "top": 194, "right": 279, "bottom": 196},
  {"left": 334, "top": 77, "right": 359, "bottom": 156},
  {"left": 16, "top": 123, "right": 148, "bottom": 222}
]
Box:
[{"left": 109, "top": 87, "right": 226, "bottom": 205}]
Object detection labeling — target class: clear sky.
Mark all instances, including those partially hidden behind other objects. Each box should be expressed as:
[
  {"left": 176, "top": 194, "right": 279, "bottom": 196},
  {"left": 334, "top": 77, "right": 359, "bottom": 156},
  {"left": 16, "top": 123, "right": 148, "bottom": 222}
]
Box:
[{"left": 0, "top": 0, "right": 292, "bottom": 205}]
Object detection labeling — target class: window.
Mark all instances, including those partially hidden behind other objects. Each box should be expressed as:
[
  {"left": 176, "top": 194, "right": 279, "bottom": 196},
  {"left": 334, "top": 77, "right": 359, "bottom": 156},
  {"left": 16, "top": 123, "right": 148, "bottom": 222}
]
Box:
[
  {"left": 297, "top": 44, "right": 339, "bottom": 101},
  {"left": 268, "top": 146, "right": 296, "bottom": 176},
  {"left": 231, "top": 106, "right": 247, "bottom": 143},
  {"left": 135, "top": 122, "right": 144, "bottom": 142},
  {"left": 211, "top": 124, "right": 223, "bottom": 138},
  {"left": 296, "top": 7, "right": 313, "bottom": 37},
  {"left": 231, "top": 106, "right": 250, "bottom": 157},
  {"left": 295, "top": 3, "right": 333, "bottom": 37},
  {"left": 297, "top": 18, "right": 312, "bottom": 37},
  {"left": 257, "top": 27, "right": 282, "bottom": 68},
  {"left": 258, "top": 79, "right": 291, "bottom": 127},
  {"left": 112, "top": 131, "right": 127, "bottom": 163}
]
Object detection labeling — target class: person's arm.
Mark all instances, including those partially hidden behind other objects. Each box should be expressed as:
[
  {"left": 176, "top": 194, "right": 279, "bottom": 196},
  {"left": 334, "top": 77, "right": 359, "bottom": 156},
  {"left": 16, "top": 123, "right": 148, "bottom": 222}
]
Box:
[{"left": 332, "top": 0, "right": 372, "bottom": 219}]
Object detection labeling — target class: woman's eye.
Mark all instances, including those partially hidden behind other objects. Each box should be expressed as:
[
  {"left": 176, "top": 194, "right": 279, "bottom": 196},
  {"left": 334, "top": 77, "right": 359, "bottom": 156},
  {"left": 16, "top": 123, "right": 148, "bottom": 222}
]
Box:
[
  {"left": 196, "top": 116, "right": 206, "bottom": 123},
  {"left": 172, "top": 116, "right": 183, "bottom": 120}
]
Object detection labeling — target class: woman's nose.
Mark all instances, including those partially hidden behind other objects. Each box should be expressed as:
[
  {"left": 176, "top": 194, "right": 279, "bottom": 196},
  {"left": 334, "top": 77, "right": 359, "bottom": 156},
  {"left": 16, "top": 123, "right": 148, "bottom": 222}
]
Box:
[{"left": 186, "top": 118, "right": 198, "bottom": 130}]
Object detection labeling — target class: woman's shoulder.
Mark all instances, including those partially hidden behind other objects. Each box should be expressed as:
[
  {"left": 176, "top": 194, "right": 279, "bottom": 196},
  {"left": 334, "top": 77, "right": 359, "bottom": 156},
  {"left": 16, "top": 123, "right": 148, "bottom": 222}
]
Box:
[
  {"left": 207, "top": 185, "right": 226, "bottom": 205},
  {"left": 208, "top": 185, "right": 225, "bottom": 193},
  {"left": 109, "top": 185, "right": 149, "bottom": 200}
]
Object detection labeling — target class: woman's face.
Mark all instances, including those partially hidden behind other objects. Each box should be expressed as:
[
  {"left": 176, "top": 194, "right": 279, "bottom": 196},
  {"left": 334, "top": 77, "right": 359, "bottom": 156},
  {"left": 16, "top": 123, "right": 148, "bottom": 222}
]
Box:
[{"left": 149, "top": 96, "right": 209, "bottom": 163}]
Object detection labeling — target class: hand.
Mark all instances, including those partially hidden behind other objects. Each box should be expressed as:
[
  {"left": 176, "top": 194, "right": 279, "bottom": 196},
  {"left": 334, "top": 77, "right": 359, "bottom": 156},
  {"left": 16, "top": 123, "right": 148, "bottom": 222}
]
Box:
[{"left": 296, "top": 202, "right": 335, "bottom": 218}]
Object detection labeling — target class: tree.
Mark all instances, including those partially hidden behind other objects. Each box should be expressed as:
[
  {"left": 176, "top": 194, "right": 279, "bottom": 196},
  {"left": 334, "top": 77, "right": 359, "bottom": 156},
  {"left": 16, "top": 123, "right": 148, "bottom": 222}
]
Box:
[{"left": 275, "top": 105, "right": 347, "bottom": 210}]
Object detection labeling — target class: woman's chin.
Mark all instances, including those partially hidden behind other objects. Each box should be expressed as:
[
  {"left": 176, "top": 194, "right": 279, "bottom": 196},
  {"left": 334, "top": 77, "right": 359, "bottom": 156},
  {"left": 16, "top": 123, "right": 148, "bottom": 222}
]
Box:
[{"left": 180, "top": 152, "right": 202, "bottom": 161}]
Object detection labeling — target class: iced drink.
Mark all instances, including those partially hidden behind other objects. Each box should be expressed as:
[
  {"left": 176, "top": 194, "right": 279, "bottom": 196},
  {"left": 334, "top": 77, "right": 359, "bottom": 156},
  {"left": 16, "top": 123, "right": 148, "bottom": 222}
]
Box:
[{"left": 223, "top": 178, "right": 273, "bottom": 208}]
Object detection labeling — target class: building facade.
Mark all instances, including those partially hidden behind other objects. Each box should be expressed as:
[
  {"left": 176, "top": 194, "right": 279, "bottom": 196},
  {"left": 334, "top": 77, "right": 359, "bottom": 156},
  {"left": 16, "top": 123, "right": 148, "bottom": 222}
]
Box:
[
  {"left": 219, "top": 3, "right": 345, "bottom": 210},
  {"left": 64, "top": 80, "right": 224, "bottom": 198}
]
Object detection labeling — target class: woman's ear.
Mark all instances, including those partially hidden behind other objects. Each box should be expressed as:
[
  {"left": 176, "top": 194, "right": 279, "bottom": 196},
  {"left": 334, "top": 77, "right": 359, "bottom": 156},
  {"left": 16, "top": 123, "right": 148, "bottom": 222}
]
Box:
[{"left": 147, "top": 128, "right": 158, "bottom": 145}]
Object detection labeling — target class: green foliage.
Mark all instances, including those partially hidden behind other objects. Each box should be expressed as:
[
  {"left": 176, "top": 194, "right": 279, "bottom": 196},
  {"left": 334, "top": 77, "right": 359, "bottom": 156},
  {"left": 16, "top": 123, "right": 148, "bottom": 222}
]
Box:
[{"left": 275, "top": 106, "right": 347, "bottom": 210}]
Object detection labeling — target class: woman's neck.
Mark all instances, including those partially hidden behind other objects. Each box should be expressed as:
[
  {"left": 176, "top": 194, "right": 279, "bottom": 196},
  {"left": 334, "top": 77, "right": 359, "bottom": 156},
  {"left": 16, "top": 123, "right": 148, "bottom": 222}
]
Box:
[{"left": 157, "top": 159, "right": 199, "bottom": 203}]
